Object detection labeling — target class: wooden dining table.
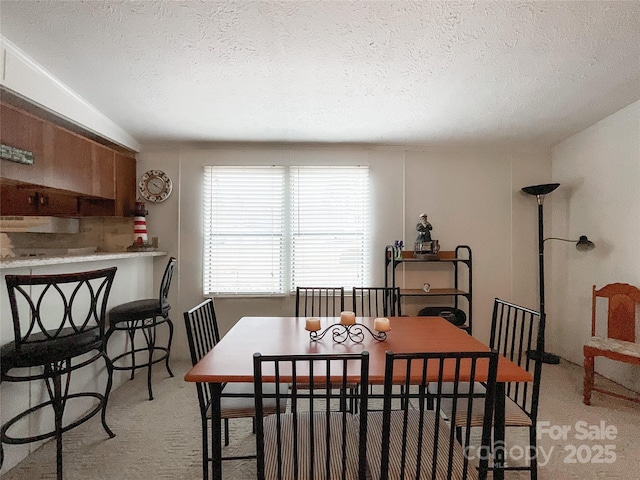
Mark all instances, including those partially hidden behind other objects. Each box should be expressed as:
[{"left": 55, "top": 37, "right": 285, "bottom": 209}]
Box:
[{"left": 184, "top": 316, "right": 532, "bottom": 480}]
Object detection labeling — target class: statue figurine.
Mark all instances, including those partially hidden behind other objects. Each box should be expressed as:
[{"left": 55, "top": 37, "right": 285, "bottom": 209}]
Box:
[{"left": 415, "top": 213, "right": 432, "bottom": 243}]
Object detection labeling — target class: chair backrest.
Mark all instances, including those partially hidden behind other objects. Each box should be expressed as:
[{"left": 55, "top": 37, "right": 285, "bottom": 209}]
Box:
[
  {"left": 295, "top": 287, "right": 345, "bottom": 316},
  {"left": 253, "top": 352, "right": 370, "bottom": 480},
  {"left": 376, "top": 350, "right": 498, "bottom": 480},
  {"left": 5, "top": 267, "right": 117, "bottom": 350},
  {"left": 591, "top": 283, "right": 640, "bottom": 342},
  {"left": 351, "top": 287, "right": 401, "bottom": 317},
  {"left": 183, "top": 298, "right": 220, "bottom": 414},
  {"left": 490, "top": 298, "right": 542, "bottom": 420},
  {"left": 158, "top": 257, "right": 177, "bottom": 312}
]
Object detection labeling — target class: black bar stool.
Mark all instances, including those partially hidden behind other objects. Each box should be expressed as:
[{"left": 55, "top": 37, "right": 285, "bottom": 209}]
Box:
[
  {"left": 1, "top": 267, "right": 118, "bottom": 480},
  {"left": 105, "top": 257, "right": 176, "bottom": 400}
]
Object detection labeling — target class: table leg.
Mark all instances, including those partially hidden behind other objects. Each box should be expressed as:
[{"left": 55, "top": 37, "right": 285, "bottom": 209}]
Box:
[
  {"left": 493, "top": 382, "right": 506, "bottom": 480},
  {"left": 209, "top": 383, "right": 223, "bottom": 480}
]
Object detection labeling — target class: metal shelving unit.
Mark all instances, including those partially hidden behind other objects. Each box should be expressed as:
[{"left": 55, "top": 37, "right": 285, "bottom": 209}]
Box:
[{"left": 384, "top": 245, "right": 473, "bottom": 334}]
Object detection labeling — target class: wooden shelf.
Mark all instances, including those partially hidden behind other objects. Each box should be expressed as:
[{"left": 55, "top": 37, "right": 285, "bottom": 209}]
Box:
[
  {"left": 400, "top": 288, "right": 469, "bottom": 296},
  {"left": 388, "top": 250, "right": 470, "bottom": 263}
]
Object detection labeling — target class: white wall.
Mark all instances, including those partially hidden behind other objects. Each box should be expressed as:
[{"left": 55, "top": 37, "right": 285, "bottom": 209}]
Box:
[
  {"left": 549, "top": 100, "right": 640, "bottom": 393},
  {"left": 139, "top": 144, "right": 549, "bottom": 360}
]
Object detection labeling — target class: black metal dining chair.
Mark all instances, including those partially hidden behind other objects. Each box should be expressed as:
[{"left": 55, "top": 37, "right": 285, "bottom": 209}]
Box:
[
  {"left": 367, "top": 350, "right": 498, "bottom": 480},
  {"left": 106, "top": 256, "right": 176, "bottom": 400},
  {"left": 253, "top": 351, "right": 370, "bottom": 480},
  {"left": 294, "top": 286, "right": 357, "bottom": 411},
  {"left": 295, "top": 286, "right": 345, "bottom": 317},
  {"left": 184, "top": 298, "right": 285, "bottom": 480},
  {"left": 437, "top": 299, "right": 543, "bottom": 480},
  {"left": 352, "top": 286, "right": 401, "bottom": 317},
  {"left": 1, "top": 267, "right": 117, "bottom": 480}
]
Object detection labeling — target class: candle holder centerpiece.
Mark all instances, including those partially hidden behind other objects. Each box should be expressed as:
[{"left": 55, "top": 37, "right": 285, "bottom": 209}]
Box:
[{"left": 305, "top": 312, "right": 390, "bottom": 343}]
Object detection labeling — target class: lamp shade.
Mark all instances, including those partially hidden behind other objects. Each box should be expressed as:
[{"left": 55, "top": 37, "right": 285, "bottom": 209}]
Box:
[
  {"left": 521, "top": 183, "right": 560, "bottom": 196},
  {"left": 576, "top": 235, "right": 595, "bottom": 252}
]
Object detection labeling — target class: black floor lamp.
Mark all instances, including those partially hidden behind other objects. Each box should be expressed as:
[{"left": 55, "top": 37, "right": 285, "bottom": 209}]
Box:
[{"left": 521, "top": 183, "right": 595, "bottom": 365}]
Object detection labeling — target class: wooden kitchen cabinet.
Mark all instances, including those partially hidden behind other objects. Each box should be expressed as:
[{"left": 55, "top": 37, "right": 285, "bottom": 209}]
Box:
[
  {"left": 78, "top": 153, "right": 136, "bottom": 217},
  {"left": 114, "top": 153, "right": 136, "bottom": 216},
  {"left": 0, "top": 181, "right": 81, "bottom": 216},
  {"left": 0, "top": 101, "right": 136, "bottom": 217},
  {"left": 0, "top": 103, "right": 47, "bottom": 185},
  {"left": 0, "top": 184, "right": 38, "bottom": 215},
  {"left": 91, "top": 144, "right": 115, "bottom": 199},
  {"left": 49, "top": 125, "right": 92, "bottom": 196}
]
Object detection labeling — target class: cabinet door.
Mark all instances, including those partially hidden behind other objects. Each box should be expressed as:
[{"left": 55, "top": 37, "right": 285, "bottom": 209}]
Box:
[
  {"left": 114, "top": 153, "right": 136, "bottom": 216},
  {"left": 0, "top": 104, "right": 46, "bottom": 185},
  {"left": 0, "top": 184, "right": 38, "bottom": 215},
  {"left": 0, "top": 184, "right": 80, "bottom": 216},
  {"left": 91, "top": 144, "right": 115, "bottom": 199},
  {"left": 38, "top": 190, "right": 80, "bottom": 216},
  {"left": 47, "top": 126, "right": 92, "bottom": 195}
]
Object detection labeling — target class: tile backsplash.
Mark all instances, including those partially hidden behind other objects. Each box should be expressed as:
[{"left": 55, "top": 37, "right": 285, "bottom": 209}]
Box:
[{"left": 0, "top": 217, "right": 135, "bottom": 258}]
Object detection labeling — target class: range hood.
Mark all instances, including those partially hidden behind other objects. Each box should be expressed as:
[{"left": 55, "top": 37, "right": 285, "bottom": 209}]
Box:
[{"left": 0, "top": 216, "right": 80, "bottom": 233}]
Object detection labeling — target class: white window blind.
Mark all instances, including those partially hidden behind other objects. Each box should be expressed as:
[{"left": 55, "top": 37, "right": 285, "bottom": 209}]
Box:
[
  {"left": 203, "top": 166, "right": 285, "bottom": 294},
  {"left": 290, "top": 166, "right": 369, "bottom": 289},
  {"left": 203, "top": 165, "right": 370, "bottom": 295}
]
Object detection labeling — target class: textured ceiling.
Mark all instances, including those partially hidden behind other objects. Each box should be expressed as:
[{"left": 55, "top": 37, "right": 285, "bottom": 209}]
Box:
[{"left": 1, "top": 0, "right": 639, "bottom": 148}]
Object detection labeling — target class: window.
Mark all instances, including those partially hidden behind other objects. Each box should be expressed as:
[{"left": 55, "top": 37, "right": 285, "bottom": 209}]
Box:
[{"left": 203, "top": 165, "right": 370, "bottom": 295}]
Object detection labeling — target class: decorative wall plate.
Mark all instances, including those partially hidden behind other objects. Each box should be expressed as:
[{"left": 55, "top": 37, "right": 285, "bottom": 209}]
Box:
[{"left": 138, "top": 170, "right": 172, "bottom": 203}]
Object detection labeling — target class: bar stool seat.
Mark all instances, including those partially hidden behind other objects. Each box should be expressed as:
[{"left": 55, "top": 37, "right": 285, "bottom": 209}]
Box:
[
  {"left": 1, "top": 329, "right": 101, "bottom": 373},
  {"left": 106, "top": 257, "right": 176, "bottom": 401},
  {"left": 109, "top": 298, "right": 169, "bottom": 321}
]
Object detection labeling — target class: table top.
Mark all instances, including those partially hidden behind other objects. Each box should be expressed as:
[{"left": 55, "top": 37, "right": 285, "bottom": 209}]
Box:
[{"left": 184, "top": 316, "right": 532, "bottom": 384}]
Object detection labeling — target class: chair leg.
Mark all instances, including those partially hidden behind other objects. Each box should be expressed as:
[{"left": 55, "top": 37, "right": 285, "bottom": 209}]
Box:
[
  {"left": 202, "top": 416, "right": 209, "bottom": 480},
  {"left": 164, "top": 317, "right": 174, "bottom": 378},
  {"left": 145, "top": 323, "right": 155, "bottom": 401},
  {"left": 224, "top": 418, "right": 230, "bottom": 446},
  {"left": 128, "top": 325, "right": 137, "bottom": 380},
  {"left": 100, "top": 352, "right": 116, "bottom": 438},
  {"left": 52, "top": 372, "right": 64, "bottom": 480},
  {"left": 529, "top": 425, "right": 538, "bottom": 480},
  {"left": 583, "top": 355, "right": 594, "bottom": 405}
]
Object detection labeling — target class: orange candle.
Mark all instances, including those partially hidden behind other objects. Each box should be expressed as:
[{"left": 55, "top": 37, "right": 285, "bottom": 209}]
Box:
[
  {"left": 340, "top": 311, "right": 356, "bottom": 325},
  {"left": 305, "top": 317, "right": 321, "bottom": 332},
  {"left": 374, "top": 317, "right": 391, "bottom": 332}
]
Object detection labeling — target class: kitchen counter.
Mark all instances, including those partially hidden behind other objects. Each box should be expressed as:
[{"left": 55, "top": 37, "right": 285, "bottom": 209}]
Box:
[{"left": 0, "top": 250, "right": 167, "bottom": 269}]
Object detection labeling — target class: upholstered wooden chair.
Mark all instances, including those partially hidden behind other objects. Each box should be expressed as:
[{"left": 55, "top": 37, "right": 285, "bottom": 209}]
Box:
[{"left": 583, "top": 283, "right": 640, "bottom": 405}]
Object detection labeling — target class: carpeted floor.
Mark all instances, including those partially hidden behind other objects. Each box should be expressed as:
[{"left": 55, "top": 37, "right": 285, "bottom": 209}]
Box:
[{"left": 2, "top": 358, "right": 639, "bottom": 479}]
